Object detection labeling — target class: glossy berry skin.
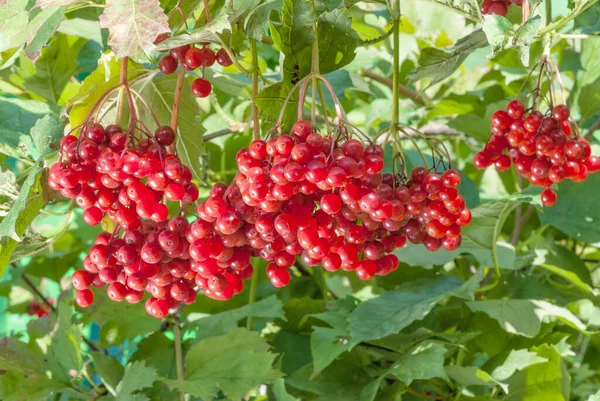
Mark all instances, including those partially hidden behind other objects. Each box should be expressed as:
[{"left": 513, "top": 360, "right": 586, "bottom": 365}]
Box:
[
  {"left": 75, "top": 289, "right": 94, "bottom": 308},
  {"left": 155, "top": 126, "right": 175, "bottom": 146},
  {"left": 159, "top": 55, "right": 178, "bottom": 74},
  {"left": 541, "top": 188, "right": 557, "bottom": 207},
  {"left": 191, "top": 78, "right": 212, "bottom": 98},
  {"left": 216, "top": 48, "right": 233, "bottom": 66}
]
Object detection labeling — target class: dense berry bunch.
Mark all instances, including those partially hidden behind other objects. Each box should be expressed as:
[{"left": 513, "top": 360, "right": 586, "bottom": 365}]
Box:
[
  {"left": 156, "top": 35, "right": 233, "bottom": 99},
  {"left": 48, "top": 122, "right": 202, "bottom": 315},
  {"left": 48, "top": 123, "right": 199, "bottom": 227},
  {"left": 481, "top": 0, "right": 522, "bottom": 16},
  {"left": 202, "top": 120, "right": 473, "bottom": 286},
  {"left": 474, "top": 101, "right": 600, "bottom": 206},
  {"left": 72, "top": 218, "right": 203, "bottom": 318}
]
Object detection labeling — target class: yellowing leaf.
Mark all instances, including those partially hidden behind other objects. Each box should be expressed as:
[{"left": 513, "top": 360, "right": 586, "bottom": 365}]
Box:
[{"left": 99, "top": 0, "right": 170, "bottom": 62}]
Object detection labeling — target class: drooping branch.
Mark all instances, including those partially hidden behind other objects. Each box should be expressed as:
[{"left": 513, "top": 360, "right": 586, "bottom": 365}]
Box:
[{"left": 362, "top": 70, "right": 429, "bottom": 106}]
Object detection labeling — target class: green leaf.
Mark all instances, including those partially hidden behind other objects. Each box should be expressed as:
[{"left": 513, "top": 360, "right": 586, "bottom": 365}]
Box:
[
  {"left": 188, "top": 295, "right": 285, "bottom": 339},
  {"left": 579, "top": 37, "right": 600, "bottom": 86},
  {"left": 90, "top": 352, "right": 124, "bottom": 396},
  {"left": 244, "top": 0, "right": 283, "bottom": 40},
  {"left": 408, "top": 30, "right": 487, "bottom": 85},
  {"left": 287, "top": 352, "right": 373, "bottom": 401},
  {"left": 115, "top": 361, "right": 158, "bottom": 401},
  {"left": 155, "top": 9, "right": 231, "bottom": 50},
  {"left": 0, "top": 165, "right": 43, "bottom": 242},
  {"left": 268, "top": 378, "right": 298, "bottom": 401},
  {"left": 466, "top": 299, "right": 588, "bottom": 338},
  {"left": 99, "top": 0, "right": 170, "bottom": 62},
  {"left": 138, "top": 75, "right": 206, "bottom": 179},
  {"left": 514, "top": 16, "right": 542, "bottom": 66},
  {"left": 390, "top": 342, "right": 448, "bottom": 385},
  {"left": 310, "top": 326, "right": 351, "bottom": 377},
  {"left": 491, "top": 349, "right": 548, "bottom": 381},
  {"left": 24, "top": 5, "right": 68, "bottom": 61},
  {"left": 129, "top": 332, "right": 179, "bottom": 400},
  {"left": 538, "top": 173, "right": 600, "bottom": 242},
  {"left": 161, "top": 328, "right": 281, "bottom": 400},
  {"left": 578, "top": 78, "right": 600, "bottom": 122},
  {"left": 347, "top": 275, "right": 469, "bottom": 344},
  {"left": 445, "top": 365, "right": 507, "bottom": 391},
  {"left": 23, "top": 34, "right": 85, "bottom": 104},
  {"left": 275, "top": 0, "right": 315, "bottom": 83},
  {"left": 317, "top": 9, "right": 359, "bottom": 74},
  {"left": 46, "top": 295, "right": 83, "bottom": 384},
  {"left": 255, "top": 81, "right": 298, "bottom": 130},
  {"left": 0, "top": 337, "right": 68, "bottom": 401},
  {"left": 505, "top": 344, "right": 570, "bottom": 401},
  {"left": 29, "top": 114, "right": 63, "bottom": 159},
  {"left": 537, "top": 264, "right": 598, "bottom": 295},
  {"left": 0, "top": 0, "right": 30, "bottom": 53},
  {"left": 482, "top": 14, "right": 513, "bottom": 58}
]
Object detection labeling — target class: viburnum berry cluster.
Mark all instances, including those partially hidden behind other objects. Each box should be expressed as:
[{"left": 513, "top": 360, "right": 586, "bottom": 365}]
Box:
[
  {"left": 474, "top": 102, "right": 600, "bottom": 207},
  {"left": 156, "top": 34, "right": 233, "bottom": 99},
  {"left": 48, "top": 120, "right": 203, "bottom": 316},
  {"left": 481, "top": 0, "right": 522, "bottom": 16},
  {"left": 190, "top": 119, "right": 472, "bottom": 287}
]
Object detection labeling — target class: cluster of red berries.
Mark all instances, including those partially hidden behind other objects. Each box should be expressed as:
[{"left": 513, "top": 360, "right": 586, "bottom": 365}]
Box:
[
  {"left": 48, "top": 123, "right": 199, "bottom": 226},
  {"left": 156, "top": 35, "right": 233, "bottom": 99},
  {"left": 191, "top": 120, "right": 472, "bottom": 288},
  {"left": 48, "top": 122, "right": 201, "bottom": 314},
  {"left": 474, "top": 101, "right": 600, "bottom": 206},
  {"left": 481, "top": 0, "right": 522, "bottom": 16},
  {"left": 71, "top": 218, "right": 209, "bottom": 318}
]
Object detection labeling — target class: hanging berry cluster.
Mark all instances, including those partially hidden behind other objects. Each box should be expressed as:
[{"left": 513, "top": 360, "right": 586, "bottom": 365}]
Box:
[
  {"left": 474, "top": 60, "right": 600, "bottom": 206},
  {"left": 156, "top": 35, "right": 233, "bottom": 99},
  {"left": 190, "top": 117, "right": 473, "bottom": 289},
  {"left": 481, "top": 0, "right": 522, "bottom": 16},
  {"left": 48, "top": 63, "right": 473, "bottom": 318}
]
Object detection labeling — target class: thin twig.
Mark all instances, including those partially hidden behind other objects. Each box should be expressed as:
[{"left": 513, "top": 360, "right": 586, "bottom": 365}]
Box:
[
  {"left": 250, "top": 39, "right": 260, "bottom": 140},
  {"left": 510, "top": 205, "right": 535, "bottom": 245},
  {"left": 170, "top": 67, "right": 187, "bottom": 153},
  {"left": 361, "top": 70, "right": 429, "bottom": 106},
  {"left": 173, "top": 319, "right": 185, "bottom": 401}
]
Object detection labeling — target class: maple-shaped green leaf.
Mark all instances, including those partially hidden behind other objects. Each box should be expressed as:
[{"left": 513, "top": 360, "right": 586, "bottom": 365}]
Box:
[
  {"left": 99, "top": 0, "right": 170, "bottom": 62},
  {"left": 268, "top": 379, "right": 298, "bottom": 401},
  {"left": 115, "top": 360, "right": 158, "bottom": 401},
  {"left": 161, "top": 328, "right": 281, "bottom": 400},
  {"left": 0, "top": 0, "right": 31, "bottom": 53}
]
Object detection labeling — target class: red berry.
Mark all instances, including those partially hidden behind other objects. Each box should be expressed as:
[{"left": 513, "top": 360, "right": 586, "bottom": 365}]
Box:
[
  {"left": 191, "top": 78, "right": 212, "bottom": 98},
  {"left": 541, "top": 188, "right": 557, "bottom": 207},
  {"left": 75, "top": 289, "right": 94, "bottom": 308},
  {"left": 159, "top": 55, "right": 178, "bottom": 74}
]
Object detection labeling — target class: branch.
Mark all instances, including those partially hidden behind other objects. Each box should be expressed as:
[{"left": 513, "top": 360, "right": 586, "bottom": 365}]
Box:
[
  {"left": 510, "top": 205, "right": 535, "bottom": 245},
  {"left": 361, "top": 70, "right": 429, "bottom": 106},
  {"left": 250, "top": 39, "right": 260, "bottom": 140},
  {"left": 586, "top": 119, "right": 600, "bottom": 138},
  {"left": 170, "top": 67, "right": 186, "bottom": 152},
  {"left": 173, "top": 316, "right": 185, "bottom": 401}
]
